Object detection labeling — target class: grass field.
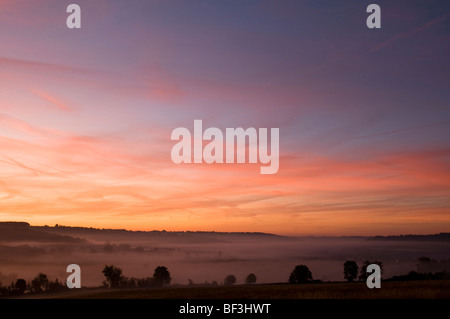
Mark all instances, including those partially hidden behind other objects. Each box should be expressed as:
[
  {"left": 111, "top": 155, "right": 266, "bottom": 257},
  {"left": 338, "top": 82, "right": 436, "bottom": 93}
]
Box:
[{"left": 19, "top": 280, "right": 450, "bottom": 299}]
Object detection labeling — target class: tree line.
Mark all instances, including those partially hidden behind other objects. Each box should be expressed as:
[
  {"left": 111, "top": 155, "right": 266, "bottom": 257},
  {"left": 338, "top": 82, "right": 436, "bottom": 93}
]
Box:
[
  {"left": 0, "top": 273, "right": 65, "bottom": 297},
  {"left": 1, "top": 256, "right": 447, "bottom": 296},
  {"left": 101, "top": 265, "right": 172, "bottom": 288}
]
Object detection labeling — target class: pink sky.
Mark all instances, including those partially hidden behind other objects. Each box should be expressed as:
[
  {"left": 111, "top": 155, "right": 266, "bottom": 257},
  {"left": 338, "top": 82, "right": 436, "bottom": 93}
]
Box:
[{"left": 0, "top": 0, "right": 449, "bottom": 235}]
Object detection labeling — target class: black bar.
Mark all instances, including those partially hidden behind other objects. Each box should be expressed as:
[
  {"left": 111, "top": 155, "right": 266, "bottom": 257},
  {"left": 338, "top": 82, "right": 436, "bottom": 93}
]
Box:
[{"left": 0, "top": 299, "right": 446, "bottom": 318}]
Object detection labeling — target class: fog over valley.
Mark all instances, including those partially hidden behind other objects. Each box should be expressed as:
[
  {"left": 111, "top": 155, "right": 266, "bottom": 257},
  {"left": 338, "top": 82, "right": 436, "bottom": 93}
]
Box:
[{"left": 0, "top": 222, "right": 449, "bottom": 287}]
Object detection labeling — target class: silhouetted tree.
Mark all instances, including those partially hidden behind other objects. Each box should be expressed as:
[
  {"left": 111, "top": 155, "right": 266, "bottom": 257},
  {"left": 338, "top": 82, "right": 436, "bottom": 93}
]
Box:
[
  {"left": 416, "top": 256, "right": 439, "bottom": 273},
  {"left": 31, "top": 273, "right": 49, "bottom": 292},
  {"left": 137, "top": 276, "right": 154, "bottom": 288},
  {"left": 245, "top": 273, "right": 257, "bottom": 284},
  {"left": 152, "top": 266, "right": 171, "bottom": 287},
  {"left": 224, "top": 275, "right": 236, "bottom": 286},
  {"left": 343, "top": 260, "right": 359, "bottom": 282},
  {"left": 359, "top": 260, "right": 384, "bottom": 281},
  {"left": 14, "top": 279, "right": 27, "bottom": 294},
  {"left": 102, "top": 265, "right": 124, "bottom": 288},
  {"left": 289, "top": 265, "right": 313, "bottom": 284},
  {"left": 123, "top": 277, "right": 137, "bottom": 288},
  {"left": 48, "top": 278, "right": 65, "bottom": 292},
  {"left": 418, "top": 256, "right": 432, "bottom": 263}
]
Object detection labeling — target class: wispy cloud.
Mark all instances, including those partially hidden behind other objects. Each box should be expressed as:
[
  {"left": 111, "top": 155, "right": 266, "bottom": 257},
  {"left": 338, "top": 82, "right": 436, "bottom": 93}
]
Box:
[
  {"left": 31, "top": 89, "right": 72, "bottom": 112},
  {"left": 0, "top": 56, "right": 96, "bottom": 76},
  {"left": 371, "top": 13, "right": 450, "bottom": 52}
]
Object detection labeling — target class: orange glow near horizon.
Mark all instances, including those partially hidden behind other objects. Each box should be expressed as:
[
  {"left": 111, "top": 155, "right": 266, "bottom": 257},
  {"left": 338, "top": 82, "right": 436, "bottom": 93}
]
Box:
[{"left": 1, "top": 144, "right": 449, "bottom": 236}]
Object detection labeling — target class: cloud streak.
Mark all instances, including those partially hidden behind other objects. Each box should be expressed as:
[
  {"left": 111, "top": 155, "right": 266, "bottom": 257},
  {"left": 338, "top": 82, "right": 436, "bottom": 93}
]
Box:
[
  {"left": 371, "top": 13, "right": 450, "bottom": 52},
  {"left": 31, "top": 89, "right": 72, "bottom": 112}
]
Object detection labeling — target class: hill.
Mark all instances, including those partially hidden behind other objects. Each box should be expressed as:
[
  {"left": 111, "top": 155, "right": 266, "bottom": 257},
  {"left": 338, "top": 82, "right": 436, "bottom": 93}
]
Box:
[{"left": 0, "top": 222, "right": 84, "bottom": 243}]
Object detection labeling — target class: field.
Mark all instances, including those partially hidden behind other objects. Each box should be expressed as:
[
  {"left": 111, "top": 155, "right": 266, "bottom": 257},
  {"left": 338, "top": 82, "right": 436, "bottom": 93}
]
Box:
[{"left": 19, "top": 280, "right": 450, "bottom": 299}]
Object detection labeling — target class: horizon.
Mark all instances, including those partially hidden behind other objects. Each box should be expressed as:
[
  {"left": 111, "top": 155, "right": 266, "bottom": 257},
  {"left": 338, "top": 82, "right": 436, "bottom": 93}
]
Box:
[
  {"left": 0, "top": 1, "right": 449, "bottom": 236},
  {"left": 1, "top": 218, "right": 449, "bottom": 287},
  {"left": 1, "top": 220, "right": 449, "bottom": 238}
]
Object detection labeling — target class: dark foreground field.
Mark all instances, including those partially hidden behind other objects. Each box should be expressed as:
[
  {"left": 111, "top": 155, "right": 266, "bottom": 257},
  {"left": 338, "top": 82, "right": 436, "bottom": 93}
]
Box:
[{"left": 19, "top": 280, "right": 450, "bottom": 299}]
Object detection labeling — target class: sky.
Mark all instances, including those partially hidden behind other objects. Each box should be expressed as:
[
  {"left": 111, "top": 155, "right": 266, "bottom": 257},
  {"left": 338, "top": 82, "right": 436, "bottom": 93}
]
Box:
[{"left": 0, "top": 0, "right": 449, "bottom": 235}]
